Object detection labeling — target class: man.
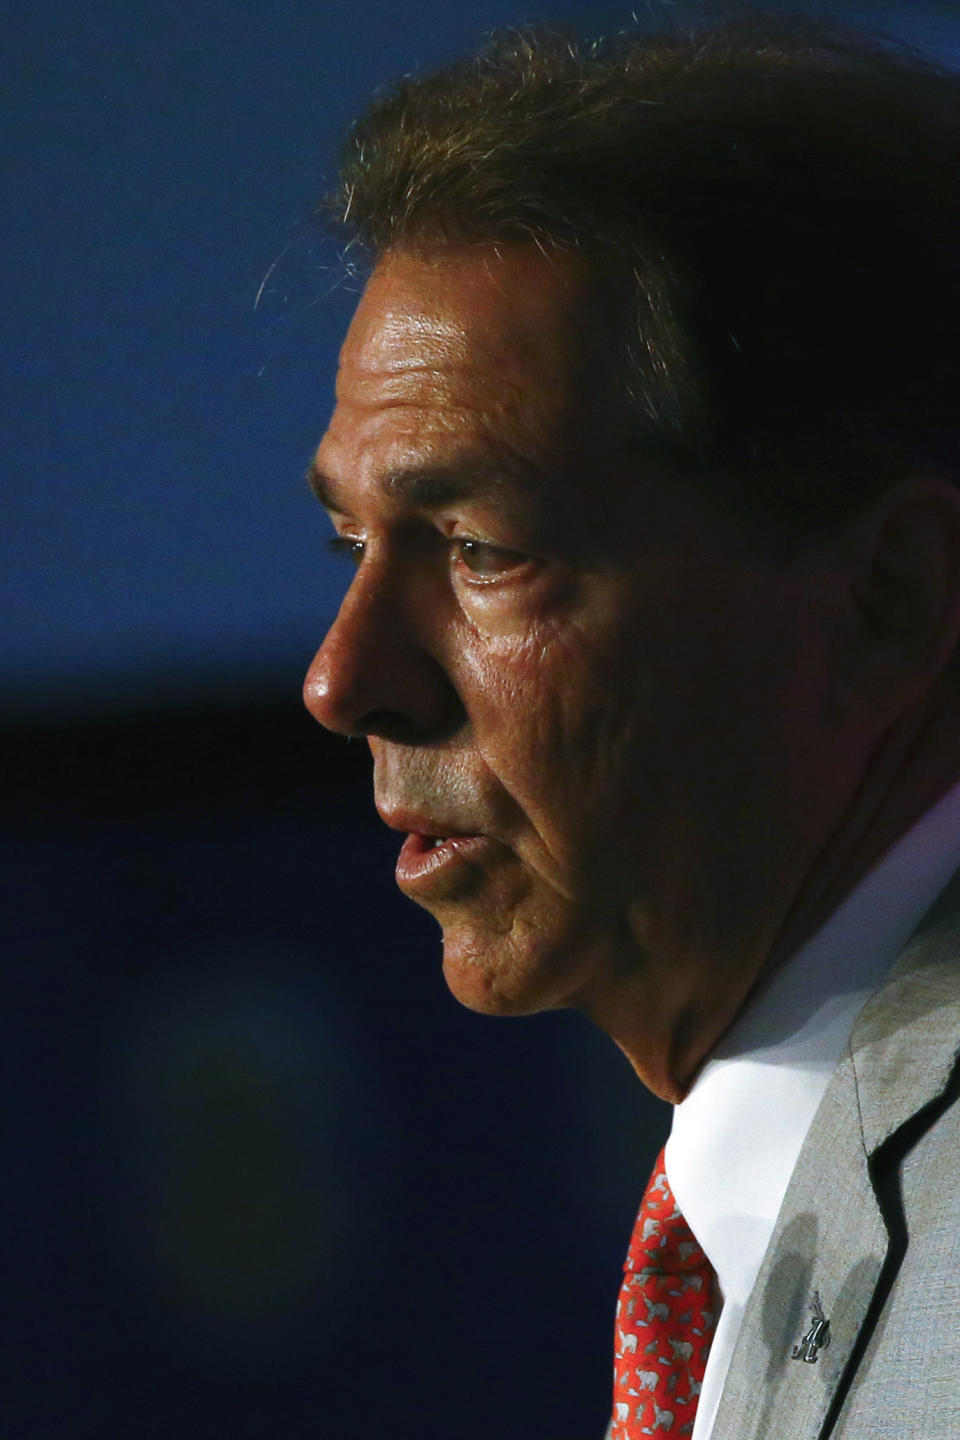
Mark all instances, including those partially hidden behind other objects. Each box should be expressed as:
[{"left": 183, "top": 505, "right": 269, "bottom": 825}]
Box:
[{"left": 302, "top": 15, "right": 960, "bottom": 1438}]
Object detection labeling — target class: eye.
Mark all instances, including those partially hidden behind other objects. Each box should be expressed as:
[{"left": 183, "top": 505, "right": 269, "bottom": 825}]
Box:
[
  {"left": 453, "top": 537, "right": 527, "bottom": 579},
  {"left": 327, "top": 536, "right": 365, "bottom": 568}
]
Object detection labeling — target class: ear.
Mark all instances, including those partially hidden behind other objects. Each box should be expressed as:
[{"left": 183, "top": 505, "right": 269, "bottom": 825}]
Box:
[{"left": 840, "top": 477, "right": 960, "bottom": 720}]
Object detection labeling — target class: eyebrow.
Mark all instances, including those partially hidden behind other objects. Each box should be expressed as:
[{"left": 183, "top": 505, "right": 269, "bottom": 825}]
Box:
[{"left": 306, "top": 452, "right": 558, "bottom": 521}]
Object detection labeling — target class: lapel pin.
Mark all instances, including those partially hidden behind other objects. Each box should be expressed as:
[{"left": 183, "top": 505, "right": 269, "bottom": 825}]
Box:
[{"left": 792, "top": 1289, "right": 831, "bottom": 1364}]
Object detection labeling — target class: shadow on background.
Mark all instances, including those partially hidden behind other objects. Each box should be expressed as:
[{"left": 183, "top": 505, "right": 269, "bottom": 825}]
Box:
[{"left": 4, "top": 688, "right": 668, "bottom": 1439}]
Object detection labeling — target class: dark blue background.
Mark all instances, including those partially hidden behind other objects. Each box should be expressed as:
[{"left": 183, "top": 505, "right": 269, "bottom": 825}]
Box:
[{"left": 4, "top": 3, "right": 959, "bottom": 1437}]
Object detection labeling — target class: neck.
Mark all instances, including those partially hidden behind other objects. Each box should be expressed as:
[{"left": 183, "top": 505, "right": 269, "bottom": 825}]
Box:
[
  {"left": 767, "top": 673, "right": 960, "bottom": 976},
  {"left": 582, "top": 672, "right": 960, "bottom": 1103}
]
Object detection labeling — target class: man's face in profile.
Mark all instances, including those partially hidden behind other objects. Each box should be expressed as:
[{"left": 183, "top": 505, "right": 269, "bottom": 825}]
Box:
[{"left": 304, "top": 243, "right": 839, "bottom": 1093}]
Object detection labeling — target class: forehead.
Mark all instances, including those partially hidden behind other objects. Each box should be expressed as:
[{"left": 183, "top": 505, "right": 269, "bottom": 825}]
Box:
[
  {"left": 315, "top": 244, "right": 608, "bottom": 496},
  {"left": 341, "top": 244, "right": 591, "bottom": 383}
]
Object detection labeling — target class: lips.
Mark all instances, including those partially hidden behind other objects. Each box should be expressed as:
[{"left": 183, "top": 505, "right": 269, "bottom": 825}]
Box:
[
  {"left": 375, "top": 801, "right": 499, "bottom": 899},
  {"left": 394, "top": 829, "right": 493, "bottom": 894}
]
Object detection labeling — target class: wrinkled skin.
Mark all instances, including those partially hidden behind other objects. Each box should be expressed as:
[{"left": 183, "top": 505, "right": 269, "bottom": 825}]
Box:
[{"left": 303, "top": 244, "right": 960, "bottom": 1100}]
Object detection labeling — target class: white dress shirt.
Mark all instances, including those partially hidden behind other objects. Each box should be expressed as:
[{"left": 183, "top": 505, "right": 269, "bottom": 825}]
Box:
[{"left": 665, "top": 775, "right": 960, "bottom": 1440}]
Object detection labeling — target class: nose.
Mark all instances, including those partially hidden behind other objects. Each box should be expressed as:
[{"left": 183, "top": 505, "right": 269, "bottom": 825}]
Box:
[{"left": 303, "top": 562, "right": 465, "bottom": 744}]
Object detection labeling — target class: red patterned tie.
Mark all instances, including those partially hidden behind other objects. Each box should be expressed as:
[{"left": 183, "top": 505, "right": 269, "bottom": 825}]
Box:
[{"left": 611, "top": 1147, "right": 717, "bottom": 1438}]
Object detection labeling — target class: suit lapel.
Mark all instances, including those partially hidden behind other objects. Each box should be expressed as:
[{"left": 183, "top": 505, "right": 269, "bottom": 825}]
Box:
[
  {"left": 848, "top": 866, "right": 960, "bottom": 1155},
  {"left": 710, "top": 867, "right": 960, "bottom": 1440}
]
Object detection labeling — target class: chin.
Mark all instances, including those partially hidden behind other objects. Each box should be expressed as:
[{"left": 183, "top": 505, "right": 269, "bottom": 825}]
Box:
[{"left": 438, "top": 918, "right": 604, "bottom": 1018}]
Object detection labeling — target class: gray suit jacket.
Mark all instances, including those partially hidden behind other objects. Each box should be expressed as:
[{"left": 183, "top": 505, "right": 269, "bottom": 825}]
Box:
[{"left": 607, "top": 866, "right": 960, "bottom": 1440}]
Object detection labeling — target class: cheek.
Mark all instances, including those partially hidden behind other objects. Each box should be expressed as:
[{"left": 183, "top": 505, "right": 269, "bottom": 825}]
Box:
[
  {"left": 447, "top": 573, "right": 803, "bottom": 899},
  {"left": 452, "top": 615, "right": 655, "bottom": 860},
  {"left": 456, "top": 614, "right": 605, "bottom": 750}
]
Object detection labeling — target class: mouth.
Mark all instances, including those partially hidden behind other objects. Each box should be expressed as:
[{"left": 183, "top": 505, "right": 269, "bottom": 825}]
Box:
[{"left": 394, "top": 829, "right": 493, "bottom": 898}]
